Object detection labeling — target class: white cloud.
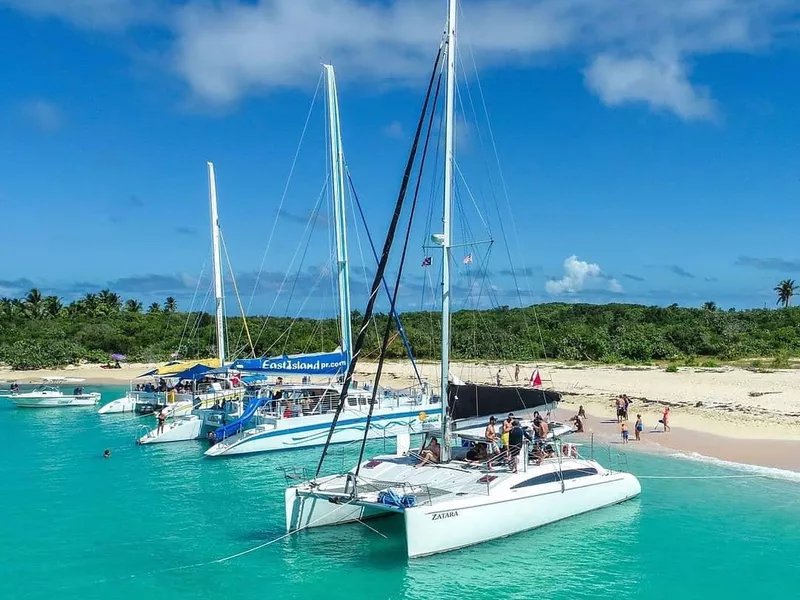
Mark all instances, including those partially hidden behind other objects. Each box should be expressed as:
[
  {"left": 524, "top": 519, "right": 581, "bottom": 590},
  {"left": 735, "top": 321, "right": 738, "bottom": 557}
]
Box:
[
  {"left": 1, "top": 0, "right": 797, "bottom": 118},
  {"left": 545, "top": 255, "right": 624, "bottom": 295},
  {"left": 20, "top": 99, "right": 62, "bottom": 132},
  {"left": 584, "top": 53, "right": 717, "bottom": 120},
  {"left": 383, "top": 120, "right": 405, "bottom": 138},
  {"left": 546, "top": 255, "right": 603, "bottom": 294}
]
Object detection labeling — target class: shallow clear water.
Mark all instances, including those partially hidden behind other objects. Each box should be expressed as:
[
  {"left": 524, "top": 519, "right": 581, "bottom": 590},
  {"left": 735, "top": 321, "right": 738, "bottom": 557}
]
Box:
[{"left": 2, "top": 385, "right": 799, "bottom": 600}]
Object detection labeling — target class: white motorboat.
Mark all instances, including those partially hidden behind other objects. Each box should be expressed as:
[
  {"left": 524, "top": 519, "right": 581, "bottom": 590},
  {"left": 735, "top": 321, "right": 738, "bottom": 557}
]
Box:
[
  {"left": 205, "top": 383, "right": 439, "bottom": 456},
  {"left": 3, "top": 377, "right": 101, "bottom": 408},
  {"left": 283, "top": 0, "right": 641, "bottom": 558}
]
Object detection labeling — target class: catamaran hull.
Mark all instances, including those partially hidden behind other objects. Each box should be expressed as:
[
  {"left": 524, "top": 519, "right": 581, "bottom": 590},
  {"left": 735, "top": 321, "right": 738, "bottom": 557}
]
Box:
[
  {"left": 205, "top": 408, "right": 440, "bottom": 457},
  {"left": 402, "top": 472, "right": 641, "bottom": 557},
  {"left": 285, "top": 471, "right": 641, "bottom": 558},
  {"left": 9, "top": 394, "right": 101, "bottom": 408},
  {"left": 137, "top": 416, "right": 205, "bottom": 444},
  {"left": 285, "top": 487, "right": 391, "bottom": 530},
  {"left": 98, "top": 396, "right": 137, "bottom": 414}
]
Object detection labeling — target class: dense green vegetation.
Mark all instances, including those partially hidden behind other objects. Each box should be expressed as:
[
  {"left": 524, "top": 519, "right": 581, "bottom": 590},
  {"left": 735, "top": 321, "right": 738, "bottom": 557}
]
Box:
[{"left": 2, "top": 287, "right": 800, "bottom": 370}]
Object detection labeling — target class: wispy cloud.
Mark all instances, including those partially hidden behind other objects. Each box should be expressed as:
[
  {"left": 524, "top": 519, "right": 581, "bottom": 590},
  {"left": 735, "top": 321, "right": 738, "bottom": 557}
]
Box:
[
  {"left": 545, "top": 255, "right": 623, "bottom": 295},
  {"left": 5, "top": 0, "right": 795, "bottom": 120},
  {"left": 584, "top": 53, "right": 716, "bottom": 121},
  {"left": 670, "top": 265, "right": 695, "bottom": 279},
  {"left": 0, "top": 278, "right": 36, "bottom": 297},
  {"left": 735, "top": 256, "right": 800, "bottom": 272},
  {"left": 383, "top": 120, "right": 405, "bottom": 139},
  {"left": 277, "top": 208, "right": 329, "bottom": 226},
  {"left": 623, "top": 273, "right": 645, "bottom": 282},
  {"left": 20, "top": 98, "right": 62, "bottom": 132},
  {"left": 175, "top": 226, "right": 198, "bottom": 236}
]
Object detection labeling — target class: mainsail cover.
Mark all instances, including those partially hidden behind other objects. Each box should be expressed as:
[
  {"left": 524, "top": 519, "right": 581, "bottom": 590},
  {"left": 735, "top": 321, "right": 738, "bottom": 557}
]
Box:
[
  {"left": 230, "top": 351, "right": 347, "bottom": 376},
  {"left": 447, "top": 383, "right": 561, "bottom": 421}
]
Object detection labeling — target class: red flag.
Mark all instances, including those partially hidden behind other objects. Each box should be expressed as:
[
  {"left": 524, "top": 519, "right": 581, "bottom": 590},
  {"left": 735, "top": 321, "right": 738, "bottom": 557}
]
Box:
[{"left": 530, "top": 369, "right": 542, "bottom": 388}]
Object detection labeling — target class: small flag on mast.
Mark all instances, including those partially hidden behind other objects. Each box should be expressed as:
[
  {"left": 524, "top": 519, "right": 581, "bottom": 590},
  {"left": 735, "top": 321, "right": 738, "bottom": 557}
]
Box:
[
  {"left": 421, "top": 256, "right": 432, "bottom": 267},
  {"left": 463, "top": 254, "right": 473, "bottom": 264}
]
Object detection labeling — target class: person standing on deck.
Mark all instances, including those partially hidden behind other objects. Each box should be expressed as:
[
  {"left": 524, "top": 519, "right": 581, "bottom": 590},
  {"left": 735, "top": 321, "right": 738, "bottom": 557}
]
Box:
[
  {"left": 485, "top": 417, "right": 500, "bottom": 467},
  {"left": 502, "top": 413, "right": 514, "bottom": 454}
]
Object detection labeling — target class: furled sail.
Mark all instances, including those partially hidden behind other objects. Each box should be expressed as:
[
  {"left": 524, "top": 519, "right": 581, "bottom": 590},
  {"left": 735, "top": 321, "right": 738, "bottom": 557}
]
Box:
[{"left": 447, "top": 383, "right": 560, "bottom": 422}]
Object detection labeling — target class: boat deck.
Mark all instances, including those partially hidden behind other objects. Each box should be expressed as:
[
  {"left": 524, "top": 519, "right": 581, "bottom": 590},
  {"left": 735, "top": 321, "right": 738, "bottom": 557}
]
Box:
[{"left": 312, "top": 451, "right": 597, "bottom": 509}]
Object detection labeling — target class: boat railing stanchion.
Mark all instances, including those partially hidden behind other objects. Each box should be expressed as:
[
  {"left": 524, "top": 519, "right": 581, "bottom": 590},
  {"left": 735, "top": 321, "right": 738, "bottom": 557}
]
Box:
[{"left": 590, "top": 433, "right": 594, "bottom": 461}]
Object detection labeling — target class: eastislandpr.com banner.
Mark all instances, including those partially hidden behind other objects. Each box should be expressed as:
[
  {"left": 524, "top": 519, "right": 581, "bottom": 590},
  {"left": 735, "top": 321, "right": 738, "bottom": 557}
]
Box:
[{"left": 231, "top": 351, "right": 348, "bottom": 376}]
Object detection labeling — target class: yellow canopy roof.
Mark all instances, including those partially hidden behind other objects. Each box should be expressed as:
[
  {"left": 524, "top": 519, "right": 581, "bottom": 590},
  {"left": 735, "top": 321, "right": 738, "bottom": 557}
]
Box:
[{"left": 155, "top": 358, "right": 221, "bottom": 375}]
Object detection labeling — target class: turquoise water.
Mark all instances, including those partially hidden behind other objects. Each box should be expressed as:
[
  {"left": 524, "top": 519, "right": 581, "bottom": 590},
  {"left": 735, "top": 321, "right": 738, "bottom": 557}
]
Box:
[{"left": 2, "top": 385, "right": 799, "bottom": 600}]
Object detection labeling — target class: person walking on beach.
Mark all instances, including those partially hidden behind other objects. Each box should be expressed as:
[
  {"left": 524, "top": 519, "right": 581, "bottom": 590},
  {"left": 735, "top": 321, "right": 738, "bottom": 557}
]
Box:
[
  {"left": 621, "top": 422, "right": 629, "bottom": 444},
  {"left": 514, "top": 363, "right": 520, "bottom": 382},
  {"left": 634, "top": 414, "right": 643, "bottom": 441},
  {"left": 496, "top": 369, "right": 502, "bottom": 386},
  {"left": 615, "top": 397, "right": 623, "bottom": 423},
  {"left": 661, "top": 407, "right": 671, "bottom": 432},
  {"left": 578, "top": 405, "right": 587, "bottom": 419}
]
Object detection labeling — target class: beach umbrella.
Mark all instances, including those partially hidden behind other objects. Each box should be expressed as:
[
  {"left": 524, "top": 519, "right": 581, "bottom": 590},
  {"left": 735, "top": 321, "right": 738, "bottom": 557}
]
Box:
[{"left": 111, "top": 353, "right": 127, "bottom": 361}]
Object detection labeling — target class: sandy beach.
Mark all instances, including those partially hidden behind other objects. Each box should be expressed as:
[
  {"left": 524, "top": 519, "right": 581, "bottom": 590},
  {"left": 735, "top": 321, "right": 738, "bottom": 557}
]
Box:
[{"left": 3, "top": 359, "right": 799, "bottom": 471}]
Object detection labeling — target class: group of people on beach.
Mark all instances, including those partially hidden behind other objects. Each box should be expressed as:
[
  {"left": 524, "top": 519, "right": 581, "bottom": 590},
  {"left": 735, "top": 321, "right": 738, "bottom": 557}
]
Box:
[{"left": 615, "top": 394, "right": 670, "bottom": 443}]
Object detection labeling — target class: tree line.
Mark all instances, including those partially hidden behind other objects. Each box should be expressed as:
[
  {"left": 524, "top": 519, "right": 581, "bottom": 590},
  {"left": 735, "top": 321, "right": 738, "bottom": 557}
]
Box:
[{"left": 1, "top": 287, "right": 799, "bottom": 370}]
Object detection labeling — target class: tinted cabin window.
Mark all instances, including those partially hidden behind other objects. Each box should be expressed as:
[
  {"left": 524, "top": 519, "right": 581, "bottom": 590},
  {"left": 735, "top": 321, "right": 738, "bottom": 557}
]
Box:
[{"left": 512, "top": 468, "right": 598, "bottom": 490}]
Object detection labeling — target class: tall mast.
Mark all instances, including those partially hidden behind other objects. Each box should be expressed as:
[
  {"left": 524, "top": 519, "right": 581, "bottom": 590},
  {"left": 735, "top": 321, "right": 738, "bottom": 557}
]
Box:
[
  {"left": 323, "top": 64, "right": 353, "bottom": 361},
  {"left": 440, "top": 0, "right": 457, "bottom": 461},
  {"left": 207, "top": 161, "right": 226, "bottom": 366}
]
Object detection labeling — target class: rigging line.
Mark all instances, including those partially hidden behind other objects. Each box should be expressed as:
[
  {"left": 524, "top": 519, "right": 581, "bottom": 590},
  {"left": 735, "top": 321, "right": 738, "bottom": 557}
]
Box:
[
  {"left": 462, "top": 21, "right": 547, "bottom": 363},
  {"left": 454, "top": 161, "right": 491, "bottom": 232},
  {"left": 266, "top": 251, "right": 334, "bottom": 357},
  {"left": 346, "top": 168, "right": 423, "bottom": 386},
  {"left": 247, "top": 71, "right": 323, "bottom": 314},
  {"left": 343, "top": 176, "right": 381, "bottom": 353},
  {"left": 281, "top": 195, "right": 325, "bottom": 317},
  {"left": 219, "top": 231, "right": 256, "bottom": 358},
  {"left": 315, "top": 40, "right": 445, "bottom": 480},
  {"left": 252, "top": 176, "right": 330, "bottom": 349},
  {"left": 176, "top": 258, "right": 207, "bottom": 357},
  {"left": 354, "top": 59, "right": 444, "bottom": 476}
]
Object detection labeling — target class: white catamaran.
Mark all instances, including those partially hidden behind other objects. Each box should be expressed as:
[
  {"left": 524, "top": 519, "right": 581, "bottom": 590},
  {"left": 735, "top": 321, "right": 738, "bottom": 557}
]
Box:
[
  {"left": 283, "top": 0, "right": 641, "bottom": 558},
  {"left": 136, "top": 162, "right": 246, "bottom": 444},
  {"left": 205, "top": 64, "right": 441, "bottom": 457}
]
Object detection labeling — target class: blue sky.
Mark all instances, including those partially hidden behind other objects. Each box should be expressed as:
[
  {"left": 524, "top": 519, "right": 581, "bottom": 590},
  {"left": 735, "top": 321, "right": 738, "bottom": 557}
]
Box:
[{"left": 1, "top": 0, "right": 799, "bottom": 316}]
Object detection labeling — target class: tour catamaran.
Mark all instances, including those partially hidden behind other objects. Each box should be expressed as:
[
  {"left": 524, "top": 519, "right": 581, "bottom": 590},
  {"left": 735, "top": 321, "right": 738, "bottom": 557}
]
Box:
[
  {"left": 205, "top": 64, "right": 440, "bottom": 457},
  {"left": 100, "top": 164, "right": 246, "bottom": 418},
  {"left": 1, "top": 377, "right": 101, "bottom": 408},
  {"left": 283, "top": 0, "right": 640, "bottom": 558},
  {"left": 136, "top": 162, "right": 248, "bottom": 444}
]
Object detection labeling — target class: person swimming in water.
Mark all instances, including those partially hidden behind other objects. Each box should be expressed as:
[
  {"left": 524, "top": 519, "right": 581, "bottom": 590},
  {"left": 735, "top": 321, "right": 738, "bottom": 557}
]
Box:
[{"left": 103, "top": 449, "right": 111, "bottom": 458}]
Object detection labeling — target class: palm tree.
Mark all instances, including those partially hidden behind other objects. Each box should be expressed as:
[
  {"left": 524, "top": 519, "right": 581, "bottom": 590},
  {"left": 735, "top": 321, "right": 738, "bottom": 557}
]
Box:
[
  {"left": 164, "top": 297, "right": 177, "bottom": 313},
  {"left": 125, "top": 299, "right": 143, "bottom": 314},
  {"left": 702, "top": 301, "right": 717, "bottom": 311},
  {"left": 43, "top": 296, "right": 63, "bottom": 317},
  {"left": 0, "top": 297, "right": 16, "bottom": 318},
  {"left": 775, "top": 279, "right": 795, "bottom": 308},
  {"left": 24, "top": 288, "right": 44, "bottom": 318},
  {"left": 98, "top": 289, "right": 122, "bottom": 313},
  {"left": 81, "top": 293, "right": 99, "bottom": 316},
  {"left": 148, "top": 302, "right": 161, "bottom": 314}
]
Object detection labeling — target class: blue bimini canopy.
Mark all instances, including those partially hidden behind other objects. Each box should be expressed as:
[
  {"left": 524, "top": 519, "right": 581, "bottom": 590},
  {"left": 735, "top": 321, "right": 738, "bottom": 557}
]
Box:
[
  {"left": 231, "top": 351, "right": 347, "bottom": 376},
  {"left": 173, "top": 363, "right": 215, "bottom": 380}
]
